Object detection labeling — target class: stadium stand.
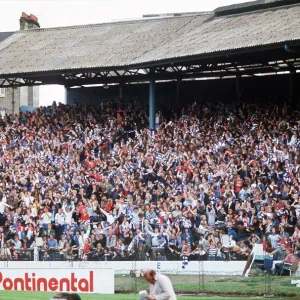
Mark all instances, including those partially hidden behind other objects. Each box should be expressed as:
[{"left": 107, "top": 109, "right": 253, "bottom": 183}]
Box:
[
  {"left": 0, "top": 0, "right": 299, "bottom": 278},
  {"left": 0, "top": 99, "right": 298, "bottom": 273}
]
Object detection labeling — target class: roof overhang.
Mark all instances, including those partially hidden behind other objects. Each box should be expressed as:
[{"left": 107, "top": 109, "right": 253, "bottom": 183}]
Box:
[
  {"left": 1, "top": 42, "right": 300, "bottom": 88},
  {"left": 1, "top": 2, "right": 300, "bottom": 88}
]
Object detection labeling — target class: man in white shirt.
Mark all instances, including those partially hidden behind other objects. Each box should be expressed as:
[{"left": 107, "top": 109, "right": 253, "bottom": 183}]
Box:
[
  {"left": 55, "top": 208, "right": 65, "bottom": 240},
  {"left": 143, "top": 270, "right": 176, "bottom": 300},
  {"left": 40, "top": 207, "right": 51, "bottom": 231},
  {"left": 63, "top": 204, "right": 74, "bottom": 229},
  {"left": 55, "top": 208, "right": 65, "bottom": 225},
  {"left": 13, "top": 235, "right": 22, "bottom": 250},
  {"left": 0, "top": 196, "right": 13, "bottom": 226},
  {"left": 145, "top": 223, "right": 160, "bottom": 248}
]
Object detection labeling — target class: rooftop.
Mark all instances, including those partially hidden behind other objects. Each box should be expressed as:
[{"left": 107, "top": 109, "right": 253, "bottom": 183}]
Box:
[
  {"left": 0, "top": 1, "right": 299, "bottom": 79},
  {"left": 0, "top": 32, "right": 14, "bottom": 43}
]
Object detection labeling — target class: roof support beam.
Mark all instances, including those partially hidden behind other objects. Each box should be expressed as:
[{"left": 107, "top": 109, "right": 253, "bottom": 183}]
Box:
[
  {"left": 1, "top": 50, "right": 300, "bottom": 88},
  {"left": 0, "top": 78, "right": 42, "bottom": 87}
]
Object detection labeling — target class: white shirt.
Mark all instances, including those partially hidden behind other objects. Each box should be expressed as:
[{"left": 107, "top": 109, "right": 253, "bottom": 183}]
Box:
[
  {"left": 23, "top": 195, "right": 34, "bottom": 207},
  {"left": 120, "top": 221, "right": 130, "bottom": 233},
  {"left": 14, "top": 240, "right": 22, "bottom": 250},
  {"left": 0, "top": 197, "right": 10, "bottom": 214},
  {"left": 147, "top": 231, "right": 160, "bottom": 247},
  {"left": 55, "top": 213, "right": 65, "bottom": 226},
  {"left": 79, "top": 227, "right": 91, "bottom": 248},
  {"left": 224, "top": 239, "right": 236, "bottom": 248},
  {"left": 149, "top": 273, "right": 177, "bottom": 300},
  {"left": 40, "top": 212, "right": 51, "bottom": 225},
  {"left": 63, "top": 205, "right": 74, "bottom": 225},
  {"left": 0, "top": 247, "right": 11, "bottom": 258}
]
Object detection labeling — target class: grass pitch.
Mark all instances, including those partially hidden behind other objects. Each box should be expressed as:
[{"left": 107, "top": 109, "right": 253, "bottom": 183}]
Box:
[
  {"left": 116, "top": 274, "right": 300, "bottom": 297},
  {"left": 1, "top": 275, "right": 299, "bottom": 299},
  {"left": 0, "top": 292, "right": 289, "bottom": 300}
]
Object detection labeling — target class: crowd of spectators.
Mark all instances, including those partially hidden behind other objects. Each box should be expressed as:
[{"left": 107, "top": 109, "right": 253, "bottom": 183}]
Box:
[{"left": 0, "top": 99, "right": 299, "bottom": 270}]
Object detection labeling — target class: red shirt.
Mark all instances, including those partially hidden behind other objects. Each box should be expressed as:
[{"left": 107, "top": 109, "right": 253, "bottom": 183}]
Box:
[
  {"left": 234, "top": 179, "right": 243, "bottom": 193},
  {"left": 77, "top": 205, "right": 85, "bottom": 214},
  {"left": 279, "top": 239, "right": 292, "bottom": 249},
  {"left": 105, "top": 203, "right": 114, "bottom": 212},
  {"left": 84, "top": 243, "right": 90, "bottom": 254},
  {"left": 285, "top": 253, "right": 295, "bottom": 264},
  {"left": 81, "top": 213, "right": 90, "bottom": 222},
  {"left": 262, "top": 240, "right": 267, "bottom": 252}
]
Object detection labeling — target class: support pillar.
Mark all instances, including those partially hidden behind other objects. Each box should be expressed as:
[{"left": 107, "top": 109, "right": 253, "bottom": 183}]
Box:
[
  {"left": 176, "top": 78, "right": 181, "bottom": 108},
  {"left": 119, "top": 83, "right": 123, "bottom": 100},
  {"left": 236, "top": 74, "right": 241, "bottom": 102},
  {"left": 149, "top": 79, "right": 156, "bottom": 130},
  {"left": 289, "top": 69, "right": 295, "bottom": 104}
]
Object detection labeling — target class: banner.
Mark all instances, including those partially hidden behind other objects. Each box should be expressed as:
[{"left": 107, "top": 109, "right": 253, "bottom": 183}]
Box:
[{"left": 0, "top": 268, "right": 114, "bottom": 294}]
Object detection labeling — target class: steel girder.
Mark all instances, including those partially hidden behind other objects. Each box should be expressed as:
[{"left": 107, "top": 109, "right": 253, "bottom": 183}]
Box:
[{"left": 0, "top": 55, "right": 300, "bottom": 88}]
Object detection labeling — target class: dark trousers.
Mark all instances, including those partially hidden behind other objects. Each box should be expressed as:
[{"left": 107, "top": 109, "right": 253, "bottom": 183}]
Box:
[
  {"left": 56, "top": 225, "right": 64, "bottom": 240},
  {"left": 49, "top": 250, "right": 57, "bottom": 261},
  {"left": 0, "top": 213, "right": 4, "bottom": 226}
]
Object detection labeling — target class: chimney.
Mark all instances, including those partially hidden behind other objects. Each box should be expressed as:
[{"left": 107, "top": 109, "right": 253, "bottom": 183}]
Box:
[{"left": 19, "top": 12, "right": 40, "bottom": 30}]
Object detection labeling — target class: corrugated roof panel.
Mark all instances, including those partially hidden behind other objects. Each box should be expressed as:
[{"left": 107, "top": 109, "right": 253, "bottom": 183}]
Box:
[
  {"left": 132, "top": 4, "right": 300, "bottom": 64},
  {"left": 0, "top": 4, "right": 299, "bottom": 76}
]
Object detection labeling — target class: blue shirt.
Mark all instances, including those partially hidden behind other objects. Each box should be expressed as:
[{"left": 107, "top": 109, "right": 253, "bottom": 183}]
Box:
[{"left": 47, "top": 238, "right": 57, "bottom": 247}]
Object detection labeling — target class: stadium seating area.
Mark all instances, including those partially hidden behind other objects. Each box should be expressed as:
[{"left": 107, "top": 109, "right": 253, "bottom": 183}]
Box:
[{"left": 0, "top": 99, "right": 299, "bottom": 266}]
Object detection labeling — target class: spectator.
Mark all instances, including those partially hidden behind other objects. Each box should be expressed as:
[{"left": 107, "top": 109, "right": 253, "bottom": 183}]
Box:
[
  {"left": 0, "top": 99, "right": 297, "bottom": 265},
  {"left": 106, "top": 229, "right": 117, "bottom": 248},
  {"left": 264, "top": 245, "right": 274, "bottom": 274},
  {"left": 0, "top": 243, "right": 11, "bottom": 260},
  {"left": 275, "top": 248, "right": 296, "bottom": 275},
  {"left": 13, "top": 235, "right": 22, "bottom": 250},
  {"left": 47, "top": 234, "right": 58, "bottom": 261},
  {"left": 272, "top": 242, "right": 287, "bottom": 261},
  {"left": 42, "top": 251, "right": 50, "bottom": 261},
  {"left": 58, "top": 235, "right": 68, "bottom": 261}
]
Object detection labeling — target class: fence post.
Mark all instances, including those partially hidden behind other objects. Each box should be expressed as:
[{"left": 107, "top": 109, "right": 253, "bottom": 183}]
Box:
[
  {"left": 131, "top": 259, "right": 138, "bottom": 294},
  {"left": 198, "top": 259, "right": 205, "bottom": 293},
  {"left": 264, "top": 271, "right": 272, "bottom": 296}
]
